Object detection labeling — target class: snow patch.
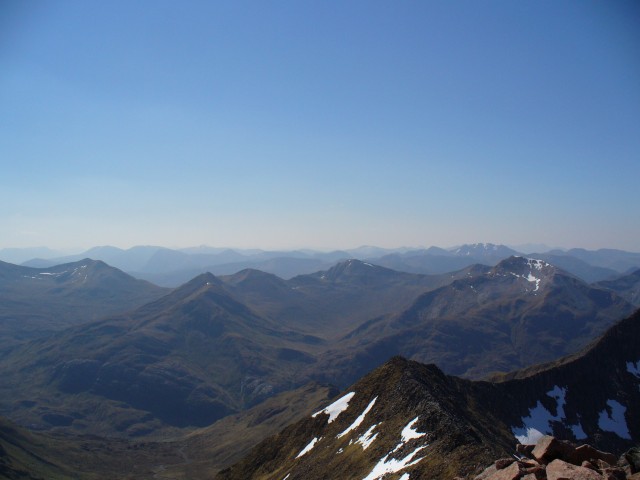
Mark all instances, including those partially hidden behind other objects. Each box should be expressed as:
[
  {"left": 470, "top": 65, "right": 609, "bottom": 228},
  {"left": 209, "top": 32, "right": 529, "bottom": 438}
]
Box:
[
  {"left": 399, "top": 474, "right": 410, "bottom": 480},
  {"left": 512, "top": 386, "right": 586, "bottom": 444},
  {"left": 355, "top": 423, "right": 379, "bottom": 450},
  {"left": 401, "top": 417, "right": 426, "bottom": 443},
  {"left": 627, "top": 361, "right": 640, "bottom": 378},
  {"left": 362, "top": 445, "right": 427, "bottom": 480},
  {"left": 598, "top": 400, "right": 631, "bottom": 439},
  {"left": 313, "top": 392, "right": 355, "bottom": 423},
  {"left": 337, "top": 397, "right": 377, "bottom": 438},
  {"left": 296, "top": 437, "right": 320, "bottom": 458}
]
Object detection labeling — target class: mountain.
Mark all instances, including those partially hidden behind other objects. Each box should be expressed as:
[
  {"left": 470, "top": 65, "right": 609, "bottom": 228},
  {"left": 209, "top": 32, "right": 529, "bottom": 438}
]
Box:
[
  {"left": 451, "top": 243, "right": 520, "bottom": 260},
  {"left": 596, "top": 268, "right": 640, "bottom": 306},
  {"left": 0, "top": 273, "right": 326, "bottom": 437},
  {"left": 526, "top": 253, "right": 619, "bottom": 283},
  {"left": 222, "top": 260, "right": 470, "bottom": 339},
  {"left": 549, "top": 248, "right": 640, "bottom": 274},
  {"left": 217, "top": 309, "right": 640, "bottom": 480},
  {"left": 315, "top": 256, "right": 634, "bottom": 383},
  {"left": 0, "top": 246, "right": 65, "bottom": 265},
  {"left": 0, "top": 259, "right": 168, "bottom": 349}
]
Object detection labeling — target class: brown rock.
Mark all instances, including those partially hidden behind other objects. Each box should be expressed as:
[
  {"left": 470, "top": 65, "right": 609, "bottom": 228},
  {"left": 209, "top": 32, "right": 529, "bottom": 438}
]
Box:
[
  {"left": 521, "top": 474, "right": 539, "bottom": 480},
  {"left": 569, "top": 445, "right": 618, "bottom": 467},
  {"left": 602, "top": 467, "right": 626, "bottom": 480},
  {"left": 521, "top": 465, "right": 546, "bottom": 479},
  {"left": 546, "top": 459, "right": 603, "bottom": 480},
  {"left": 485, "top": 461, "right": 522, "bottom": 480},
  {"left": 581, "top": 461, "right": 598, "bottom": 472},
  {"left": 495, "top": 458, "right": 516, "bottom": 470},
  {"left": 475, "top": 464, "right": 498, "bottom": 480},
  {"left": 629, "top": 473, "right": 640, "bottom": 480},
  {"left": 596, "top": 460, "right": 613, "bottom": 471},
  {"left": 532, "top": 436, "right": 576, "bottom": 464}
]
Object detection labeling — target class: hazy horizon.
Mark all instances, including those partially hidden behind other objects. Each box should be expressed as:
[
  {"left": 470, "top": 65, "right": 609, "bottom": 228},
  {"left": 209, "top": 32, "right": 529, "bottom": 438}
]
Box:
[{"left": 2, "top": 1, "right": 639, "bottom": 252}]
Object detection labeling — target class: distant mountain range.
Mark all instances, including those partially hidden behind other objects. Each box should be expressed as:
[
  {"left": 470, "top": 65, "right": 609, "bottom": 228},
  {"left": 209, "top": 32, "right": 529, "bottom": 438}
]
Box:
[
  {"left": 218, "top": 309, "right": 640, "bottom": 480},
  {"left": 0, "top": 256, "right": 633, "bottom": 441},
  {"left": 7, "top": 243, "right": 640, "bottom": 286}
]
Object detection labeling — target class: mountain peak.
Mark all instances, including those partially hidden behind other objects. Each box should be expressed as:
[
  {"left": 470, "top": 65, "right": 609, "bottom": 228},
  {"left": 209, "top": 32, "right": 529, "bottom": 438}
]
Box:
[
  {"left": 320, "top": 259, "right": 394, "bottom": 282},
  {"left": 452, "top": 243, "right": 519, "bottom": 257}
]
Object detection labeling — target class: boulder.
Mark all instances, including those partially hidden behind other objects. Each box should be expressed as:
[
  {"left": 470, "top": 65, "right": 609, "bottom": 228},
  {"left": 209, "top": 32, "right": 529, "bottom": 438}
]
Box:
[
  {"left": 626, "top": 448, "right": 640, "bottom": 474},
  {"left": 475, "top": 464, "right": 498, "bottom": 480},
  {"left": 546, "top": 459, "right": 604, "bottom": 480},
  {"left": 484, "top": 461, "right": 522, "bottom": 480},
  {"left": 569, "top": 445, "right": 618, "bottom": 466},
  {"left": 532, "top": 436, "right": 575, "bottom": 464}
]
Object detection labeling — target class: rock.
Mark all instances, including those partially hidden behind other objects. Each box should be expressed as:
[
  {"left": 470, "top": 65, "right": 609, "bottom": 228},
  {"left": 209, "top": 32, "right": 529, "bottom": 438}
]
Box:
[
  {"left": 602, "top": 467, "right": 626, "bottom": 480},
  {"left": 532, "top": 436, "right": 576, "bottom": 464},
  {"left": 519, "top": 459, "right": 541, "bottom": 469},
  {"left": 475, "top": 464, "right": 498, "bottom": 480},
  {"left": 484, "top": 461, "right": 522, "bottom": 480},
  {"left": 629, "top": 473, "right": 640, "bottom": 480},
  {"left": 581, "top": 461, "right": 598, "bottom": 471},
  {"left": 521, "top": 465, "right": 546, "bottom": 479},
  {"left": 546, "top": 459, "right": 603, "bottom": 480},
  {"left": 495, "top": 458, "right": 515, "bottom": 470},
  {"left": 626, "top": 447, "right": 640, "bottom": 474},
  {"left": 569, "top": 445, "right": 618, "bottom": 466},
  {"left": 521, "top": 474, "right": 538, "bottom": 480},
  {"left": 596, "top": 460, "right": 613, "bottom": 471}
]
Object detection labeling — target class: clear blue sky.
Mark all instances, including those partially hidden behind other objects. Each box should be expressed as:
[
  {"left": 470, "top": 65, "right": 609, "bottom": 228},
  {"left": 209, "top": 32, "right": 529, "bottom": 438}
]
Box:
[{"left": 2, "top": 0, "right": 639, "bottom": 251}]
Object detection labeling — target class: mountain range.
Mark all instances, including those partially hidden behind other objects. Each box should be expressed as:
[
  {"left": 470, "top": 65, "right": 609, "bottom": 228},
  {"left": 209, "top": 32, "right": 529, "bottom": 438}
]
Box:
[
  {"left": 0, "top": 255, "right": 634, "bottom": 443},
  {"left": 9, "top": 243, "right": 640, "bottom": 286}
]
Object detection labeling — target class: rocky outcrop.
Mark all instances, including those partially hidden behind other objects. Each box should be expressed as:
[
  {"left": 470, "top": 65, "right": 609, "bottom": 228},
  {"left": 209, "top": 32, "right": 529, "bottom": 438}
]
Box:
[{"left": 473, "top": 436, "right": 640, "bottom": 480}]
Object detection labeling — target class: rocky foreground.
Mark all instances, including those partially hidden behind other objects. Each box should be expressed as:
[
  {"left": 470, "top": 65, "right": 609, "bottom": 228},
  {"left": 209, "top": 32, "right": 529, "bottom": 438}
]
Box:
[{"left": 470, "top": 436, "right": 640, "bottom": 480}]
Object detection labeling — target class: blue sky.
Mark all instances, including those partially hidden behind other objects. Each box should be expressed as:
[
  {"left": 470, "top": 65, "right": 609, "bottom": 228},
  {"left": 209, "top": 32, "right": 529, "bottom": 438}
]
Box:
[{"left": 1, "top": 1, "right": 639, "bottom": 251}]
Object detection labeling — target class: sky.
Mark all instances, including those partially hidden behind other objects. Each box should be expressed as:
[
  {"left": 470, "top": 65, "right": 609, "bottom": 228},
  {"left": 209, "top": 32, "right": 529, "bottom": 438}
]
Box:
[{"left": 1, "top": 0, "right": 639, "bottom": 252}]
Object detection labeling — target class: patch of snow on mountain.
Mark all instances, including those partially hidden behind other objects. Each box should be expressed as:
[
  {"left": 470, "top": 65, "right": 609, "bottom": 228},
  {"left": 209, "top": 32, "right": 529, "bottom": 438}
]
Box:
[
  {"left": 295, "top": 437, "right": 320, "bottom": 458},
  {"left": 512, "top": 386, "right": 585, "bottom": 444},
  {"left": 399, "top": 474, "right": 410, "bottom": 480},
  {"left": 337, "top": 397, "right": 377, "bottom": 438},
  {"left": 401, "top": 417, "right": 425, "bottom": 442},
  {"left": 362, "top": 445, "right": 427, "bottom": 480},
  {"left": 515, "top": 427, "right": 545, "bottom": 445},
  {"left": 571, "top": 422, "right": 587, "bottom": 440},
  {"left": 312, "top": 392, "right": 355, "bottom": 423},
  {"left": 598, "top": 400, "right": 631, "bottom": 439},
  {"left": 525, "top": 272, "right": 541, "bottom": 291},
  {"left": 627, "top": 361, "right": 640, "bottom": 378},
  {"left": 355, "top": 423, "right": 379, "bottom": 450},
  {"left": 527, "top": 258, "right": 548, "bottom": 270}
]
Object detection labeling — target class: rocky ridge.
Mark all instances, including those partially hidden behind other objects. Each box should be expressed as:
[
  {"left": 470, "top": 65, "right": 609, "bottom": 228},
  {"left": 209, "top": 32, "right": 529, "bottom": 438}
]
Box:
[{"left": 470, "top": 435, "right": 640, "bottom": 480}]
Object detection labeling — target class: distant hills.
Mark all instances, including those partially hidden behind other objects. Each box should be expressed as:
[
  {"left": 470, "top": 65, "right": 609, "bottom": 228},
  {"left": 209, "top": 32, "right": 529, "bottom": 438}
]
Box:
[
  {"left": 7, "top": 243, "right": 640, "bottom": 286},
  {"left": 0, "top": 258, "right": 167, "bottom": 350}
]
